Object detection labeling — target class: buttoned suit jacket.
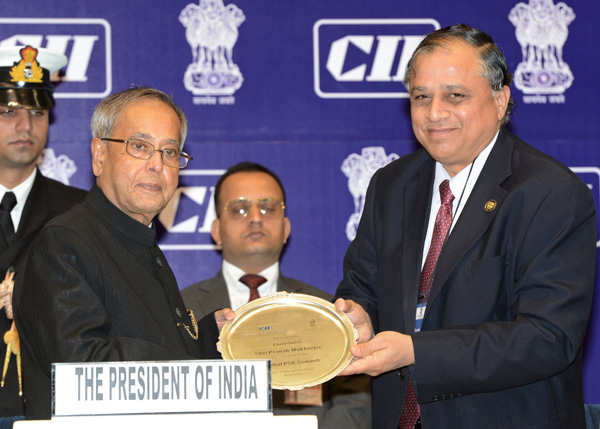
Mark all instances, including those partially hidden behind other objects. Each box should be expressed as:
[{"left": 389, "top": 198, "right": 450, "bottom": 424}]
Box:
[
  {"left": 335, "top": 130, "right": 597, "bottom": 428},
  {"left": 183, "top": 271, "right": 372, "bottom": 428},
  {"left": 13, "top": 185, "right": 221, "bottom": 420},
  {"left": 0, "top": 171, "right": 86, "bottom": 417}
]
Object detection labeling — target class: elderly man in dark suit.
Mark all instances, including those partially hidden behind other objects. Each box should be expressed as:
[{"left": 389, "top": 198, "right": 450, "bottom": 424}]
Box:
[
  {"left": 0, "top": 46, "right": 86, "bottom": 428},
  {"left": 13, "top": 87, "right": 232, "bottom": 420},
  {"left": 182, "top": 162, "right": 372, "bottom": 428},
  {"left": 335, "top": 24, "right": 596, "bottom": 428}
]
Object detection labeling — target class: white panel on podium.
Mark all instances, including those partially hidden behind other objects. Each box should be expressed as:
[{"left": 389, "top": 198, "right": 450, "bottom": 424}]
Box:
[
  {"left": 14, "top": 413, "right": 317, "bottom": 428},
  {"left": 27, "top": 361, "right": 319, "bottom": 428},
  {"left": 52, "top": 360, "right": 271, "bottom": 416}
]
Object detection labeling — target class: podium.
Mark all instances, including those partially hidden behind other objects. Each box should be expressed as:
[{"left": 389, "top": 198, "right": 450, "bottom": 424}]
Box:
[
  {"left": 14, "top": 413, "right": 317, "bottom": 428},
  {"left": 15, "top": 360, "right": 316, "bottom": 428}
]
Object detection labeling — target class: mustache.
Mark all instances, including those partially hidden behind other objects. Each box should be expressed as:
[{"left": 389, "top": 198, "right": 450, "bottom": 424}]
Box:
[{"left": 9, "top": 133, "right": 34, "bottom": 142}]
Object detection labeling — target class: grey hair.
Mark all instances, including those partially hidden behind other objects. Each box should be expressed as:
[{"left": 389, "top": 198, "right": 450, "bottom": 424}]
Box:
[
  {"left": 90, "top": 86, "right": 188, "bottom": 149},
  {"left": 403, "top": 24, "right": 515, "bottom": 126}
]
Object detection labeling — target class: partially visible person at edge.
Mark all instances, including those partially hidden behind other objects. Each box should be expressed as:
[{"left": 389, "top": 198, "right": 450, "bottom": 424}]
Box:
[
  {"left": 334, "top": 24, "right": 596, "bottom": 428},
  {"left": 0, "top": 45, "right": 86, "bottom": 428},
  {"left": 182, "top": 161, "right": 372, "bottom": 428},
  {"left": 13, "top": 86, "right": 234, "bottom": 420}
]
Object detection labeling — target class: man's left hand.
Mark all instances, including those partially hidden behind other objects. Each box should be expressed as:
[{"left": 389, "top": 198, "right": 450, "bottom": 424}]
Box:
[{"left": 340, "top": 331, "right": 415, "bottom": 377}]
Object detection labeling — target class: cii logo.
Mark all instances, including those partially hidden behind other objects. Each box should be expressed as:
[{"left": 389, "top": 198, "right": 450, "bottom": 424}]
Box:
[
  {"left": 158, "top": 169, "right": 225, "bottom": 251},
  {"left": 0, "top": 18, "right": 112, "bottom": 98},
  {"left": 313, "top": 19, "right": 439, "bottom": 99}
]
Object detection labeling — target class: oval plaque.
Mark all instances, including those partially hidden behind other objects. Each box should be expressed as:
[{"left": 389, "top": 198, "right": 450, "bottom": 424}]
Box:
[{"left": 217, "top": 292, "right": 357, "bottom": 390}]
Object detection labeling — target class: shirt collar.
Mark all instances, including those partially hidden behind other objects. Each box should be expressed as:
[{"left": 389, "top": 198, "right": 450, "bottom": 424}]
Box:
[
  {"left": 222, "top": 259, "right": 280, "bottom": 310},
  {"left": 222, "top": 259, "right": 280, "bottom": 284},
  {"left": 85, "top": 183, "right": 157, "bottom": 247},
  {"left": 0, "top": 168, "right": 37, "bottom": 207},
  {"left": 433, "top": 130, "right": 499, "bottom": 202}
]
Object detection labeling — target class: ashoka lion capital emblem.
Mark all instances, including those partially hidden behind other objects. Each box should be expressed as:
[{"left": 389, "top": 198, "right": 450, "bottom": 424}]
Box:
[
  {"left": 179, "top": 0, "right": 245, "bottom": 95},
  {"left": 508, "top": 0, "right": 575, "bottom": 95},
  {"left": 341, "top": 147, "right": 399, "bottom": 241}
]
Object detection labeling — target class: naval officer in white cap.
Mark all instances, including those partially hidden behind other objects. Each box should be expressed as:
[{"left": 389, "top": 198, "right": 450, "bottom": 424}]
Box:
[{"left": 0, "top": 45, "right": 86, "bottom": 427}]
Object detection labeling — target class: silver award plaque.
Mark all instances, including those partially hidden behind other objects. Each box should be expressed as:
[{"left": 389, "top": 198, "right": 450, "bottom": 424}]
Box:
[{"left": 217, "top": 292, "right": 358, "bottom": 390}]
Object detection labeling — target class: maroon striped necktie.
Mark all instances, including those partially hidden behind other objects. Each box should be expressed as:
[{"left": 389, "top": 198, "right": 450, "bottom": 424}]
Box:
[
  {"left": 419, "top": 179, "right": 455, "bottom": 302},
  {"left": 239, "top": 274, "right": 267, "bottom": 302},
  {"left": 399, "top": 179, "right": 454, "bottom": 429}
]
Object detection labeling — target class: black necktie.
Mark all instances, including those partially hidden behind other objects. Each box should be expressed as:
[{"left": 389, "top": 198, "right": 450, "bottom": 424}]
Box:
[{"left": 0, "top": 192, "right": 17, "bottom": 246}]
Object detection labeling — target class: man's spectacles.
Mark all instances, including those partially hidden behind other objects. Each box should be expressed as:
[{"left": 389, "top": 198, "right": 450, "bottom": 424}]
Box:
[
  {"left": 222, "top": 197, "right": 285, "bottom": 220},
  {"left": 101, "top": 138, "right": 192, "bottom": 169}
]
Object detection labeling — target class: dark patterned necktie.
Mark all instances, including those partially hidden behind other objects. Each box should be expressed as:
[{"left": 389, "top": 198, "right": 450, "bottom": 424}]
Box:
[
  {"left": 0, "top": 192, "right": 17, "bottom": 246},
  {"left": 399, "top": 179, "right": 454, "bottom": 429},
  {"left": 418, "top": 179, "right": 455, "bottom": 302},
  {"left": 239, "top": 274, "right": 267, "bottom": 302}
]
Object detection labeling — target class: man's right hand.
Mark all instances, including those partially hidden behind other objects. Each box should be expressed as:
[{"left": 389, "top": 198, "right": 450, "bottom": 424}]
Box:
[{"left": 214, "top": 308, "right": 235, "bottom": 332}]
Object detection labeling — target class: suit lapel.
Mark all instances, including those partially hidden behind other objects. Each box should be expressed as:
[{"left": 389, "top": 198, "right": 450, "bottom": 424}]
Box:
[
  {"left": 15, "top": 170, "right": 51, "bottom": 240},
  {"left": 200, "top": 271, "right": 231, "bottom": 314},
  {"left": 277, "top": 275, "right": 301, "bottom": 293},
  {"left": 425, "top": 132, "right": 514, "bottom": 313},
  {"left": 0, "top": 172, "right": 51, "bottom": 272},
  {"left": 401, "top": 160, "right": 435, "bottom": 331}
]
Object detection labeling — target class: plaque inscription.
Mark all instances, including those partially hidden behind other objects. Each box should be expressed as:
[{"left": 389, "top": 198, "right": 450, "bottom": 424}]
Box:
[{"left": 218, "top": 292, "right": 357, "bottom": 390}]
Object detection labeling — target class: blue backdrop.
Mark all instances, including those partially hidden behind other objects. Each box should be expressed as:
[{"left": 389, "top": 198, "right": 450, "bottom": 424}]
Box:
[{"left": 2, "top": 0, "right": 599, "bottom": 403}]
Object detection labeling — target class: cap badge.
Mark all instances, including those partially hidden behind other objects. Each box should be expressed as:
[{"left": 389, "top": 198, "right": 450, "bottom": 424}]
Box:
[{"left": 9, "top": 46, "right": 43, "bottom": 83}]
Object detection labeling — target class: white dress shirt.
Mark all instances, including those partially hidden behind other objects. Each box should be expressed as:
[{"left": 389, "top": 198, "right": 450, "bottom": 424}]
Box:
[
  {"left": 221, "top": 259, "right": 279, "bottom": 310},
  {"left": 421, "top": 131, "right": 499, "bottom": 267},
  {"left": 0, "top": 168, "right": 37, "bottom": 233}
]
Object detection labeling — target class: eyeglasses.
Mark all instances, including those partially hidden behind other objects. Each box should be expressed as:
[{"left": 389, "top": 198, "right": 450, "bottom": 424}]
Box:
[
  {"left": 101, "top": 138, "right": 193, "bottom": 169},
  {"left": 222, "top": 197, "right": 285, "bottom": 220}
]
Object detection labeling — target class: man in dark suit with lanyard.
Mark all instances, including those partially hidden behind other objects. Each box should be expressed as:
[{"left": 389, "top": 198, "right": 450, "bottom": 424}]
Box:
[
  {"left": 183, "top": 162, "right": 372, "bottom": 428},
  {"left": 335, "top": 24, "right": 596, "bottom": 428},
  {"left": 0, "top": 45, "right": 86, "bottom": 427}
]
